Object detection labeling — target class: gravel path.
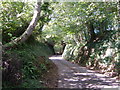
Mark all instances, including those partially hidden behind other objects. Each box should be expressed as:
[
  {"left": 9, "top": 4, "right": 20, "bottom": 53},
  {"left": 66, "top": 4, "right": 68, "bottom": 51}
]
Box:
[{"left": 49, "top": 55, "right": 120, "bottom": 89}]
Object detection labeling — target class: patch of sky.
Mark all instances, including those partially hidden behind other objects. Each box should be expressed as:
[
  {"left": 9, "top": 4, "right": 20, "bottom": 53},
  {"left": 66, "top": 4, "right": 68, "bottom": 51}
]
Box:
[{"left": 94, "top": 29, "right": 99, "bottom": 33}]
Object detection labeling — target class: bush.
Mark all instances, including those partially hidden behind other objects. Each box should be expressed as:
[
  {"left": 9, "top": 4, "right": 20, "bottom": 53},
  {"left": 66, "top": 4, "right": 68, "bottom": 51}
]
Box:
[{"left": 2, "top": 41, "right": 53, "bottom": 88}]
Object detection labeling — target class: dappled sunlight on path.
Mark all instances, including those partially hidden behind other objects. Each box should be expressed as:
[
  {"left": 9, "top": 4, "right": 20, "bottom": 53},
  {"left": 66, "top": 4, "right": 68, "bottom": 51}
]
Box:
[{"left": 49, "top": 55, "right": 120, "bottom": 89}]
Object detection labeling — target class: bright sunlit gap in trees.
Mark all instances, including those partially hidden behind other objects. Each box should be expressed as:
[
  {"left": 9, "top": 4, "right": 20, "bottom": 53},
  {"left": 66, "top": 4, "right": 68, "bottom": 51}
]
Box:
[{"left": 49, "top": 55, "right": 63, "bottom": 60}]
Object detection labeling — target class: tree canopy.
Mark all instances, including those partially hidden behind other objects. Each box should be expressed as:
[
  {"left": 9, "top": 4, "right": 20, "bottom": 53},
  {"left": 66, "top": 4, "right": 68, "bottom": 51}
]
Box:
[
  {"left": 1, "top": 1, "right": 120, "bottom": 88},
  {"left": 42, "top": 2, "right": 119, "bottom": 71}
]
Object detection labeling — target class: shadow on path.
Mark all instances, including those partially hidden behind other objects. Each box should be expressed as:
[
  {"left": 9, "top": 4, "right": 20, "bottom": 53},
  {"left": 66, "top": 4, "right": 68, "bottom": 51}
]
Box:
[{"left": 49, "top": 55, "right": 120, "bottom": 89}]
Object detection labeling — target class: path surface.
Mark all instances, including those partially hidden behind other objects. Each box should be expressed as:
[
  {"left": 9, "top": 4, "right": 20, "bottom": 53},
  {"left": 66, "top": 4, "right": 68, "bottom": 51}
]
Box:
[{"left": 49, "top": 55, "right": 120, "bottom": 89}]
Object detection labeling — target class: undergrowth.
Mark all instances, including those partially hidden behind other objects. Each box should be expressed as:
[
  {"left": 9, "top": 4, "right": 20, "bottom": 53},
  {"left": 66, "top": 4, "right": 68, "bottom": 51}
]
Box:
[{"left": 2, "top": 40, "right": 53, "bottom": 88}]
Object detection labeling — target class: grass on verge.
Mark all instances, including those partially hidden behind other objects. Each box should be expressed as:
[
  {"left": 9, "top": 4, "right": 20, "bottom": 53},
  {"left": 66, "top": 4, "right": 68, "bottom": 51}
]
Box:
[{"left": 2, "top": 40, "right": 54, "bottom": 88}]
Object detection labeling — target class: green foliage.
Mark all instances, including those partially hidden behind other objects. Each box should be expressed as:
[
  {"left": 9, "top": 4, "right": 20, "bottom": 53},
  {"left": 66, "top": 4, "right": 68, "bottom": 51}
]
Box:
[
  {"left": 44, "top": 2, "right": 119, "bottom": 74},
  {"left": 3, "top": 40, "right": 53, "bottom": 88},
  {"left": 2, "top": 1, "right": 119, "bottom": 88},
  {"left": 1, "top": 2, "right": 54, "bottom": 88},
  {"left": 115, "top": 60, "right": 120, "bottom": 74},
  {"left": 1, "top": 2, "right": 33, "bottom": 44},
  {"left": 62, "top": 44, "right": 81, "bottom": 61},
  {"left": 20, "top": 79, "right": 44, "bottom": 88},
  {"left": 43, "top": 2, "right": 118, "bottom": 51},
  {"left": 1, "top": 2, "right": 53, "bottom": 44},
  {"left": 13, "top": 41, "right": 52, "bottom": 78}
]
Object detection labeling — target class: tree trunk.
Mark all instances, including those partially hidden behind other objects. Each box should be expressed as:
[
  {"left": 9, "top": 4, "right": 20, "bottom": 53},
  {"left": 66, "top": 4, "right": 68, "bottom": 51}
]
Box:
[
  {"left": 78, "top": 22, "right": 96, "bottom": 66},
  {"left": 3, "top": 1, "right": 41, "bottom": 49}
]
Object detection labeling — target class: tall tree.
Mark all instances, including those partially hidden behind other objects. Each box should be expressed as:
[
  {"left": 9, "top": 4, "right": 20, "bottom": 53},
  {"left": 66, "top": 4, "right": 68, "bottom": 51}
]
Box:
[
  {"left": 3, "top": 1, "right": 41, "bottom": 48},
  {"left": 43, "top": 2, "right": 118, "bottom": 66}
]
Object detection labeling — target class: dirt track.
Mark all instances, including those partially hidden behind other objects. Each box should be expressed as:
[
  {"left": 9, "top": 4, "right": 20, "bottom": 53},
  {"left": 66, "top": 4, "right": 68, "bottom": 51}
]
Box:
[{"left": 49, "top": 55, "right": 120, "bottom": 89}]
